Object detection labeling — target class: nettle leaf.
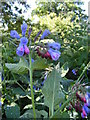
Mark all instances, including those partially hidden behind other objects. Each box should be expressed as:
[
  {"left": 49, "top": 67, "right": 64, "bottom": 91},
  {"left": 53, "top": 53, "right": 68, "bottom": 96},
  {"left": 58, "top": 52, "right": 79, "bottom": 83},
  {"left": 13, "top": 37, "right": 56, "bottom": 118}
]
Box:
[
  {"left": 61, "top": 62, "right": 69, "bottom": 77},
  {"left": 32, "top": 58, "right": 48, "bottom": 70},
  {"left": 20, "top": 109, "right": 41, "bottom": 118},
  {"left": 42, "top": 64, "right": 65, "bottom": 116},
  {"left": 5, "top": 103, "right": 20, "bottom": 118},
  {"left": 5, "top": 57, "right": 29, "bottom": 74}
]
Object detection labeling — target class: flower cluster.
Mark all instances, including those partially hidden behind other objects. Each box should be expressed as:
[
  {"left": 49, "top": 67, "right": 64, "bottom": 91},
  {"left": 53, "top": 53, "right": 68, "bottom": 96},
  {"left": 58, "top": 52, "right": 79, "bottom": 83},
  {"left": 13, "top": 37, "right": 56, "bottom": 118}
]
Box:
[
  {"left": 81, "top": 92, "right": 90, "bottom": 118},
  {"left": 10, "top": 22, "right": 30, "bottom": 56},
  {"left": 40, "top": 29, "right": 51, "bottom": 40},
  {"left": 36, "top": 42, "right": 61, "bottom": 61},
  {"left": 10, "top": 30, "right": 20, "bottom": 39},
  {"left": 48, "top": 43, "right": 61, "bottom": 61},
  {"left": 36, "top": 29, "right": 61, "bottom": 61},
  {"left": 67, "top": 91, "right": 90, "bottom": 118},
  {"left": 72, "top": 69, "right": 76, "bottom": 75}
]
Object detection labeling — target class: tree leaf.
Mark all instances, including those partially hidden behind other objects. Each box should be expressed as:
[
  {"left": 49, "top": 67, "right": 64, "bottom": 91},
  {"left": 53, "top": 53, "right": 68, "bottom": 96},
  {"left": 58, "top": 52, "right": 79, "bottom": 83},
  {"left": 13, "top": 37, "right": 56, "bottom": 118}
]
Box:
[{"left": 5, "top": 57, "right": 29, "bottom": 74}]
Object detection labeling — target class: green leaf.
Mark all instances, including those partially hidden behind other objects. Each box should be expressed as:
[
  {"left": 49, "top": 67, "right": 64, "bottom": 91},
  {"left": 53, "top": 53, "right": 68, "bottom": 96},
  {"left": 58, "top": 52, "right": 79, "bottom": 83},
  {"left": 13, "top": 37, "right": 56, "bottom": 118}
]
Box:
[
  {"left": 52, "top": 111, "right": 70, "bottom": 118},
  {"left": 61, "top": 62, "right": 69, "bottom": 77},
  {"left": 42, "top": 64, "right": 65, "bottom": 116},
  {"left": 20, "top": 109, "right": 41, "bottom": 118},
  {"left": 12, "top": 87, "right": 26, "bottom": 96},
  {"left": 5, "top": 103, "right": 20, "bottom": 118},
  {"left": 5, "top": 57, "right": 29, "bottom": 74},
  {"left": 32, "top": 58, "right": 48, "bottom": 70},
  {"left": 38, "top": 110, "right": 48, "bottom": 118},
  {"left": 60, "top": 78, "right": 74, "bottom": 91}
]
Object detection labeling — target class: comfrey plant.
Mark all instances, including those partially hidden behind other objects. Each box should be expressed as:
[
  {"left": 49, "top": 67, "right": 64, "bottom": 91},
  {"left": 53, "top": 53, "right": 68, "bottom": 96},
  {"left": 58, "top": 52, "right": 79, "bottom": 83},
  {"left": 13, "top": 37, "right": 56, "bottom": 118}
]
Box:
[
  {"left": 9, "top": 21, "right": 61, "bottom": 119},
  {"left": 10, "top": 22, "right": 30, "bottom": 56},
  {"left": 6, "top": 22, "right": 89, "bottom": 119}
]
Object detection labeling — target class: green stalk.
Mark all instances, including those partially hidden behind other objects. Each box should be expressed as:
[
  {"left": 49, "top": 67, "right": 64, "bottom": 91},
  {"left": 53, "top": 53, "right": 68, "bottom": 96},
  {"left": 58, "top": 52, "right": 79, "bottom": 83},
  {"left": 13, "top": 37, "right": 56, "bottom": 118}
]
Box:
[
  {"left": 76, "top": 62, "right": 90, "bottom": 84},
  {"left": 29, "top": 53, "right": 36, "bottom": 119},
  {"left": 50, "top": 97, "right": 72, "bottom": 119}
]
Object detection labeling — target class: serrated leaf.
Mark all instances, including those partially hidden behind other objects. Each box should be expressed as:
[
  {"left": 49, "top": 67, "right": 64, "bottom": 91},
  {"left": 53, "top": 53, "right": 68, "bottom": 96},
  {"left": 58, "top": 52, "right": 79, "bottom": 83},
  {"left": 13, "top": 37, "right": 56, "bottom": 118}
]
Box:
[
  {"left": 5, "top": 103, "right": 20, "bottom": 118},
  {"left": 32, "top": 58, "right": 48, "bottom": 70},
  {"left": 5, "top": 57, "right": 29, "bottom": 74},
  {"left": 61, "top": 62, "right": 69, "bottom": 77},
  {"left": 42, "top": 64, "right": 65, "bottom": 116}
]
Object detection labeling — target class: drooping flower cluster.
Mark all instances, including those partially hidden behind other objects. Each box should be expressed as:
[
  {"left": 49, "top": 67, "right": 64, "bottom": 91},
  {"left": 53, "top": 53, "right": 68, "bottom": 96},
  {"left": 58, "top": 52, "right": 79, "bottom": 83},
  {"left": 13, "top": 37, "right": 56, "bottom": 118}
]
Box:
[
  {"left": 47, "top": 43, "right": 61, "bottom": 61},
  {"left": 10, "top": 22, "right": 30, "bottom": 56},
  {"left": 81, "top": 92, "right": 90, "bottom": 118},
  {"left": 66, "top": 91, "right": 90, "bottom": 118},
  {"left": 36, "top": 42, "right": 61, "bottom": 61},
  {"left": 36, "top": 29, "right": 61, "bottom": 62}
]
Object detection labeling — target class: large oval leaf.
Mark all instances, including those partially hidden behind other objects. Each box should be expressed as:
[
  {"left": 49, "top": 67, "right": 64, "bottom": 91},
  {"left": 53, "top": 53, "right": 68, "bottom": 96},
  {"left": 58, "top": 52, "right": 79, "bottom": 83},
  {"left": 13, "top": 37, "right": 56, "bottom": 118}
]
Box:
[{"left": 5, "top": 57, "right": 29, "bottom": 74}]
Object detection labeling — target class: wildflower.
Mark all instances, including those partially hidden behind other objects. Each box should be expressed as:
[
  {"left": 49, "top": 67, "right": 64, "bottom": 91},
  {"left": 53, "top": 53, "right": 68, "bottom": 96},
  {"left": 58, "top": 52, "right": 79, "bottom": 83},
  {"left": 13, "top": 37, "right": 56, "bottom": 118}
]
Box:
[
  {"left": 24, "top": 45, "right": 30, "bottom": 54},
  {"left": 31, "top": 58, "right": 34, "bottom": 63},
  {"left": 83, "top": 105, "right": 90, "bottom": 114},
  {"left": 44, "top": 51, "right": 51, "bottom": 59},
  {"left": 40, "top": 29, "right": 51, "bottom": 40},
  {"left": 48, "top": 42, "right": 61, "bottom": 50},
  {"left": 72, "top": 69, "right": 76, "bottom": 75},
  {"left": 76, "top": 92, "right": 86, "bottom": 103},
  {"left": 34, "top": 30, "right": 42, "bottom": 42},
  {"left": 20, "top": 37, "right": 28, "bottom": 45},
  {"left": 81, "top": 92, "right": 90, "bottom": 118},
  {"left": 2, "top": 76, "right": 4, "bottom": 81},
  {"left": 28, "top": 28, "right": 32, "bottom": 38},
  {"left": 10, "top": 30, "right": 20, "bottom": 39},
  {"left": 16, "top": 45, "right": 24, "bottom": 56},
  {"left": 21, "top": 22, "right": 27, "bottom": 36},
  {"left": 41, "top": 72, "right": 48, "bottom": 86},
  {"left": 33, "top": 85, "right": 36, "bottom": 90},
  {"left": 48, "top": 48, "right": 61, "bottom": 61},
  {"left": 59, "top": 103, "right": 62, "bottom": 107}
]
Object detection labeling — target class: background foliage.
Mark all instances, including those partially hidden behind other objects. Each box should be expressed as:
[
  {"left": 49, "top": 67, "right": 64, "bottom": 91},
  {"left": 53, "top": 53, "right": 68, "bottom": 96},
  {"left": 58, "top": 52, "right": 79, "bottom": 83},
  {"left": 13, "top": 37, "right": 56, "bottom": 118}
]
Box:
[{"left": 1, "top": 0, "right": 89, "bottom": 119}]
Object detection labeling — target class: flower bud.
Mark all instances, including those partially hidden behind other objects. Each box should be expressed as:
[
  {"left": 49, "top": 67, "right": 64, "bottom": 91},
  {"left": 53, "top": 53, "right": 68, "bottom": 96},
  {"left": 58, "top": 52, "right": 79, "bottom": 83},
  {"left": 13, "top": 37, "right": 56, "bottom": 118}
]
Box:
[{"left": 24, "top": 45, "right": 30, "bottom": 54}]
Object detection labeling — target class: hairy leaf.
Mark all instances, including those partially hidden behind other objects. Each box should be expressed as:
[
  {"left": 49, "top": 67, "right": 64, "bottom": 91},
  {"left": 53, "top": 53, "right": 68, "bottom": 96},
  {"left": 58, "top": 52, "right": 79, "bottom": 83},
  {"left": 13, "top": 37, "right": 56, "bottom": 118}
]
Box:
[
  {"left": 32, "top": 58, "right": 48, "bottom": 70},
  {"left": 42, "top": 64, "right": 65, "bottom": 116},
  {"left": 5, "top": 57, "right": 29, "bottom": 74}
]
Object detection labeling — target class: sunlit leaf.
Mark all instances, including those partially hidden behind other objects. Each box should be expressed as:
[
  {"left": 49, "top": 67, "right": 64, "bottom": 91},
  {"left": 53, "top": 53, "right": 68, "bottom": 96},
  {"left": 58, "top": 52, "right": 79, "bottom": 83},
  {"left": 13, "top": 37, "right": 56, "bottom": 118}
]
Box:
[
  {"left": 61, "top": 62, "right": 69, "bottom": 77},
  {"left": 32, "top": 58, "right": 49, "bottom": 70}
]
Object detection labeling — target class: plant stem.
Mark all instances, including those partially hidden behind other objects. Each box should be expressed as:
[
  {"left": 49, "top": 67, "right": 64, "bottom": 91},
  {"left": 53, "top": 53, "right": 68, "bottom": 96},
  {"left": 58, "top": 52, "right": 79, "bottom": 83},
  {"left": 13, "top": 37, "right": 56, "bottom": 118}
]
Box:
[
  {"left": 76, "top": 62, "right": 90, "bottom": 84},
  {"left": 29, "top": 53, "right": 36, "bottom": 119}
]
